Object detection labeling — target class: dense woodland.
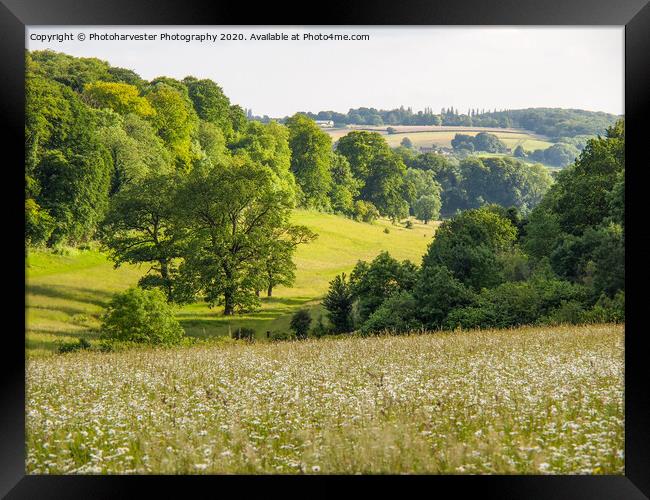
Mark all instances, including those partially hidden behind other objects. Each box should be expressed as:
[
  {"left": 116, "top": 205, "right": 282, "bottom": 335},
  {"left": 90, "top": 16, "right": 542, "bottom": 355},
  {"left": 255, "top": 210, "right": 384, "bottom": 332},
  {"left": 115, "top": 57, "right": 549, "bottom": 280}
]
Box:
[
  {"left": 323, "top": 121, "right": 625, "bottom": 334},
  {"left": 25, "top": 50, "right": 623, "bottom": 333}
]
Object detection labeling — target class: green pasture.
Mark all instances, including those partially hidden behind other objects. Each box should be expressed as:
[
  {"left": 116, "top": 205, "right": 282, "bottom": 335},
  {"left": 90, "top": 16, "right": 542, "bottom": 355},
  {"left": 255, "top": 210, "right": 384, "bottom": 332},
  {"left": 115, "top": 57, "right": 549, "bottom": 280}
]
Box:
[
  {"left": 26, "top": 210, "right": 436, "bottom": 356},
  {"left": 327, "top": 126, "right": 553, "bottom": 151}
]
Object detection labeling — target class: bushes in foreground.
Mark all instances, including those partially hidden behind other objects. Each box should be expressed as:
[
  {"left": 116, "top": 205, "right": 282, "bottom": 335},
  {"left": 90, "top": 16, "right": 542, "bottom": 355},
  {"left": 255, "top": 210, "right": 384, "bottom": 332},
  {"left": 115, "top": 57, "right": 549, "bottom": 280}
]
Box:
[{"left": 100, "top": 287, "right": 185, "bottom": 346}]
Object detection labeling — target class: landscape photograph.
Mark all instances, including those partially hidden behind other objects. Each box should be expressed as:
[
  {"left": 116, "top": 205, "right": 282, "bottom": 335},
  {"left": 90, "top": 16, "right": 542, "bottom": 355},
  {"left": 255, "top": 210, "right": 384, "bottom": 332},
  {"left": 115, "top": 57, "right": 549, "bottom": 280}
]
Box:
[{"left": 25, "top": 26, "right": 624, "bottom": 474}]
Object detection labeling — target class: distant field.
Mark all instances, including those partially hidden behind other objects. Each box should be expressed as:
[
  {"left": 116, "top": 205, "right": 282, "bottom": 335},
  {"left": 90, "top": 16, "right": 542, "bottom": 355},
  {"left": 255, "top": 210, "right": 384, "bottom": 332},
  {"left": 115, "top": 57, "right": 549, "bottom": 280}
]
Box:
[
  {"left": 26, "top": 211, "right": 436, "bottom": 356},
  {"left": 326, "top": 125, "right": 553, "bottom": 151},
  {"left": 26, "top": 323, "right": 624, "bottom": 474}
]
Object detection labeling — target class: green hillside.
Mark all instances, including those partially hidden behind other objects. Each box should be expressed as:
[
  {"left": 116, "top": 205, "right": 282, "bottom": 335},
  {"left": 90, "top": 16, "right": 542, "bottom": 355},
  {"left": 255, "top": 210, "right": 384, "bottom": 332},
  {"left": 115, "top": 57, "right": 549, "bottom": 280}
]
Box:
[{"left": 26, "top": 210, "right": 436, "bottom": 356}]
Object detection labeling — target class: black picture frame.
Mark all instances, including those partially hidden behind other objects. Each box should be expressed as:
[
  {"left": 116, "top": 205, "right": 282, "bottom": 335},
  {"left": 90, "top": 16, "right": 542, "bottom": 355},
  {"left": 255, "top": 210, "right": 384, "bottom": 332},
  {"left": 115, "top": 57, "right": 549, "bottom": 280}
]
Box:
[{"left": 2, "top": 0, "right": 648, "bottom": 497}]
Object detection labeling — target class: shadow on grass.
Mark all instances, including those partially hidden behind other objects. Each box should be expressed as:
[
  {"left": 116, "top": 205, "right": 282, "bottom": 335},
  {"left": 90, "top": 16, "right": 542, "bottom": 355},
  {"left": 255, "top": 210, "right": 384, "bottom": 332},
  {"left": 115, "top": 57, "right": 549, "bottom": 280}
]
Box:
[
  {"left": 29, "top": 303, "right": 91, "bottom": 317},
  {"left": 178, "top": 296, "right": 320, "bottom": 340},
  {"left": 26, "top": 284, "right": 114, "bottom": 308},
  {"left": 180, "top": 317, "right": 283, "bottom": 339},
  {"left": 176, "top": 296, "right": 315, "bottom": 318}
]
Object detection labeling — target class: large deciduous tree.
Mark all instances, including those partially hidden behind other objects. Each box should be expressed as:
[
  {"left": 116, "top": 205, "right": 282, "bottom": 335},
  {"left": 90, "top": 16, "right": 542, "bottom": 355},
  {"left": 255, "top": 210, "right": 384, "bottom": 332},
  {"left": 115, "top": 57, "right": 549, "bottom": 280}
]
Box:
[
  {"left": 413, "top": 195, "right": 441, "bottom": 224},
  {"left": 183, "top": 76, "right": 235, "bottom": 141},
  {"left": 146, "top": 83, "right": 198, "bottom": 172},
  {"left": 362, "top": 151, "right": 410, "bottom": 221},
  {"left": 260, "top": 225, "right": 317, "bottom": 297},
  {"left": 26, "top": 63, "right": 112, "bottom": 246},
  {"left": 422, "top": 207, "right": 518, "bottom": 291},
  {"left": 175, "top": 158, "right": 307, "bottom": 315},
  {"left": 99, "top": 174, "right": 183, "bottom": 301},
  {"left": 335, "top": 130, "right": 392, "bottom": 185},
  {"left": 285, "top": 114, "right": 333, "bottom": 209},
  {"left": 83, "top": 81, "right": 155, "bottom": 117},
  {"left": 328, "top": 152, "right": 361, "bottom": 216}
]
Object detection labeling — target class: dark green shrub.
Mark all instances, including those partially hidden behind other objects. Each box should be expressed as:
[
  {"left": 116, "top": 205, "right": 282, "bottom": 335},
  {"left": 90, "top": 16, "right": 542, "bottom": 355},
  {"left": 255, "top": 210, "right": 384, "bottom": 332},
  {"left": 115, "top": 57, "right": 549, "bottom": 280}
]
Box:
[
  {"left": 581, "top": 291, "right": 625, "bottom": 323},
  {"left": 100, "top": 287, "right": 184, "bottom": 345},
  {"left": 350, "top": 252, "right": 419, "bottom": 323},
  {"left": 57, "top": 337, "right": 92, "bottom": 354},
  {"left": 270, "top": 330, "right": 294, "bottom": 341},
  {"left": 444, "top": 304, "right": 493, "bottom": 330},
  {"left": 290, "top": 309, "right": 312, "bottom": 339},
  {"left": 477, "top": 281, "right": 543, "bottom": 327},
  {"left": 498, "top": 249, "right": 531, "bottom": 282},
  {"left": 413, "top": 265, "right": 475, "bottom": 328},
  {"left": 538, "top": 300, "right": 586, "bottom": 325},
  {"left": 360, "top": 291, "right": 420, "bottom": 335},
  {"left": 441, "top": 276, "right": 589, "bottom": 330},
  {"left": 310, "top": 315, "right": 330, "bottom": 338},
  {"left": 323, "top": 274, "right": 353, "bottom": 333},
  {"left": 530, "top": 276, "right": 589, "bottom": 314},
  {"left": 422, "top": 207, "right": 517, "bottom": 291}
]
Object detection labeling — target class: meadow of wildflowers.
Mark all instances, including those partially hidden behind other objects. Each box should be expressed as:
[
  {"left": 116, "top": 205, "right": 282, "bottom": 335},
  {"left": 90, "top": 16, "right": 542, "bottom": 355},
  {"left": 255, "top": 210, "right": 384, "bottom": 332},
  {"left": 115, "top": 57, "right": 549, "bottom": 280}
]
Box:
[{"left": 26, "top": 323, "right": 624, "bottom": 474}]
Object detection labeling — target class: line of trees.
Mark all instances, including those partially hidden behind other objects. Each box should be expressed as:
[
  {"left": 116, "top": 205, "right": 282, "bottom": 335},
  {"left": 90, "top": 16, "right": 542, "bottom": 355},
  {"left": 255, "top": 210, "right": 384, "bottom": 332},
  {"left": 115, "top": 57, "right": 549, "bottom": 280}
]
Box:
[
  {"left": 392, "top": 147, "right": 553, "bottom": 218},
  {"left": 280, "top": 107, "right": 619, "bottom": 139},
  {"left": 451, "top": 132, "right": 509, "bottom": 153},
  {"left": 25, "top": 50, "right": 318, "bottom": 315},
  {"left": 25, "top": 51, "right": 573, "bottom": 253},
  {"left": 322, "top": 120, "right": 625, "bottom": 333}
]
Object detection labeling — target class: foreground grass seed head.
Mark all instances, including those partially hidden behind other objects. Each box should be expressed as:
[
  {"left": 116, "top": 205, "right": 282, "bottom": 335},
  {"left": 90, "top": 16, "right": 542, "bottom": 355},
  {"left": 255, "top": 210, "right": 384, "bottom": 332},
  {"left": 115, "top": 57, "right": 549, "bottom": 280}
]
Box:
[{"left": 26, "top": 323, "right": 624, "bottom": 475}]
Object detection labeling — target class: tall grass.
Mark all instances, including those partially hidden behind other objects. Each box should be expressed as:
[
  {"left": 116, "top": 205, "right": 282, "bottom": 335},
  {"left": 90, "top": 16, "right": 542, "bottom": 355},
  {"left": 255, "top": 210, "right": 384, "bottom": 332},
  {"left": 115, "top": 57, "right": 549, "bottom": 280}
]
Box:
[{"left": 26, "top": 323, "right": 624, "bottom": 474}]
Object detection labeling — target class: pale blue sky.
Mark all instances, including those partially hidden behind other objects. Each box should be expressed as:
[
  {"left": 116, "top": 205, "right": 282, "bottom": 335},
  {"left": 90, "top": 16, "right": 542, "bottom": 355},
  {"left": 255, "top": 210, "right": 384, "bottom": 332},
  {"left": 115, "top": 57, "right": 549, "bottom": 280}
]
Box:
[{"left": 26, "top": 26, "right": 624, "bottom": 117}]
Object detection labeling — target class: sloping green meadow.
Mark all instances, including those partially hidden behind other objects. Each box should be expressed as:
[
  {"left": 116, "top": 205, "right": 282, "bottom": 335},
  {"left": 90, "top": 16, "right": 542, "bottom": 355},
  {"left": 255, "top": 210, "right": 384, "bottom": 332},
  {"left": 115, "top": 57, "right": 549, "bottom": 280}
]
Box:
[{"left": 26, "top": 210, "right": 435, "bottom": 356}]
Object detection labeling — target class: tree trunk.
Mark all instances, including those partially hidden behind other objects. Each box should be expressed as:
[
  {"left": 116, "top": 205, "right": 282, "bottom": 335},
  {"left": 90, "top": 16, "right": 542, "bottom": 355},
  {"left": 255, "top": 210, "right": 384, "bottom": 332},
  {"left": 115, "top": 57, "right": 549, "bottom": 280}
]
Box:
[
  {"left": 160, "top": 258, "right": 172, "bottom": 300},
  {"left": 224, "top": 291, "right": 234, "bottom": 316},
  {"left": 223, "top": 265, "right": 234, "bottom": 315},
  {"left": 267, "top": 284, "right": 273, "bottom": 297}
]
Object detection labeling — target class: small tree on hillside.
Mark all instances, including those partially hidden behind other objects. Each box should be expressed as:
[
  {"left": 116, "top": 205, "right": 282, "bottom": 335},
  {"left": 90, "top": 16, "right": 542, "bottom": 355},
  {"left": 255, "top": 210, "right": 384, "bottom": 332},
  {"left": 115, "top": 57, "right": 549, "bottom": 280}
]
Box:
[
  {"left": 353, "top": 200, "right": 380, "bottom": 223},
  {"left": 413, "top": 195, "right": 441, "bottom": 224},
  {"left": 323, "top": 273, "right": 354, "bottom": 333},
  {"left": 400, "top": 137, "right": 413, "bottom": 148},
  {"left": 262, "top": 225, "right": 317, "bottom": 297},
  {"left": 290, "top": 309, "right": 312, "bottom": 339},
  {"left": 513, "top": 145, "right": 527, "bottom": 158}
]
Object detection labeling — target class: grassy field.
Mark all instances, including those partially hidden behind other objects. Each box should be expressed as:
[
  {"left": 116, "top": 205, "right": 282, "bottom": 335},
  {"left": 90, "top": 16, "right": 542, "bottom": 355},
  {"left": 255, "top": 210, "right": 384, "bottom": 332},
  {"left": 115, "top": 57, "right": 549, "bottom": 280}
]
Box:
[
  {"left": 326, "top": 125, "right": 553, "bottom": 151},
  {"left": 26, "top": 210, "right": 435, "bottom": 356},
  {"left": 26, "top": 323, "right": 624, "bottom": 474}
]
